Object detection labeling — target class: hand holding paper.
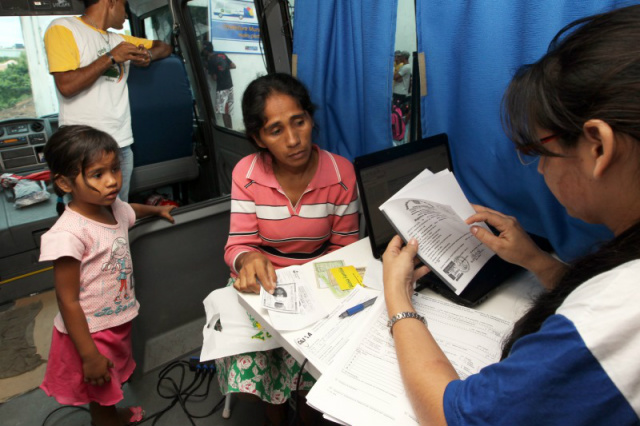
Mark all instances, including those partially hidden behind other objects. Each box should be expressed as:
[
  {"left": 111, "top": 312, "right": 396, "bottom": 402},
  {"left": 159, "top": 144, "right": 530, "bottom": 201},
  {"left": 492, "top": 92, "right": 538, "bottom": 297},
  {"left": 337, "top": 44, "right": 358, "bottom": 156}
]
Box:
[{"left": 379, "top": 170, "right": 494, "bottom": 294}]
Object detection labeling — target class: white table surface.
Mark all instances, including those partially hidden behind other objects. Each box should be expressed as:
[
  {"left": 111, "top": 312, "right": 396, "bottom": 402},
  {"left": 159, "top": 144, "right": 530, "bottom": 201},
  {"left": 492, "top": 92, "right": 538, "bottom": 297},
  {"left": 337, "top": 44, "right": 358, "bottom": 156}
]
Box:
[{"left": 237, "top": 237, "right": 543, "bottom": 379}]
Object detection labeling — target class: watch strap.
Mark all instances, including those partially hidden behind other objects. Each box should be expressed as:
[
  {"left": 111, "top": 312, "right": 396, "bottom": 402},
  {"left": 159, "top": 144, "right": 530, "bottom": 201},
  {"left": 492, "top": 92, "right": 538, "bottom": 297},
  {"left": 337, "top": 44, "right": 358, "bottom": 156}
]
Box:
[{"left": 387, "top": 311, "right": 427, "bottom": 336}]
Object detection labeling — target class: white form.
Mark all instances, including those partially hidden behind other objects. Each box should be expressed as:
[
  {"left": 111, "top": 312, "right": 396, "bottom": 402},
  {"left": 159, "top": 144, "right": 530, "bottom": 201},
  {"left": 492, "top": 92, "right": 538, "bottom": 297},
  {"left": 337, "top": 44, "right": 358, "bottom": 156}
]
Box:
[
  {"left": 291, "top": 286, "right": 381, "bottom": 373},
  {"left": 307, "top": 292, "right": 513, "bottom": 426}
]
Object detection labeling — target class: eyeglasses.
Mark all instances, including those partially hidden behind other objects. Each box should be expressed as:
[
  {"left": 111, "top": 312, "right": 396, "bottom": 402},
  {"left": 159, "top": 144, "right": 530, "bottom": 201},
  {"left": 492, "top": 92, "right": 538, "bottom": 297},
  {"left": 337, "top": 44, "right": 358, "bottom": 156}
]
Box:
[{"left": 517, "top": 134, "right": 559, "bottom": 166}]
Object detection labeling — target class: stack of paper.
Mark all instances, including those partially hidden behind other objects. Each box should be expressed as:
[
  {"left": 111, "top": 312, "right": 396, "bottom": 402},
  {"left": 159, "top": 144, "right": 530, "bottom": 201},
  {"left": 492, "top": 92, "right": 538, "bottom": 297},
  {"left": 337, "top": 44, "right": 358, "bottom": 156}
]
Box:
[{"left": 306, "top": 292, "right": 513, "bottom": 425}]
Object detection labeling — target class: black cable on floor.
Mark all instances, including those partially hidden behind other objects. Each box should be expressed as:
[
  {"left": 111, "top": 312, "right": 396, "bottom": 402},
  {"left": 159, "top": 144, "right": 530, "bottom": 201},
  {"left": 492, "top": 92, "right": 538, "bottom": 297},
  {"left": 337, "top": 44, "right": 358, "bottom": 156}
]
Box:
[
  {"left": 42, "top": 359, "right": 225, "bottom": 426},
  {"left": 42, "top": 405, "right": 89, "bottom": 426},
  {"left": 289, "top": 358, "right": 309, "bottom": 426}
]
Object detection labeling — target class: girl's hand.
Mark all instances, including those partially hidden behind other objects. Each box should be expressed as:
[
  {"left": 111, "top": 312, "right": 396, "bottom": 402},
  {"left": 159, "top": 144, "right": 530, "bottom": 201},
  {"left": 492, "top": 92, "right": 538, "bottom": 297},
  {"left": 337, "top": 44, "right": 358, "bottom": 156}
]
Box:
[
  {"left": 466, "top": 204, "right": 544, "bottom": 269},
  {"left": 82, "top": 352, "right": 114, "bottom": 386},
  {"left": 156, "top": 205, "right": 176, "bottom": 223},
  {"left": 382, "top": 236, "right": 430, "bottom": 314},
  {"left": 130, "top": 202, "right": 176, "bottom": 222},
  {"left": 234, "top": 252, "right": 276, "bottom": 294}
]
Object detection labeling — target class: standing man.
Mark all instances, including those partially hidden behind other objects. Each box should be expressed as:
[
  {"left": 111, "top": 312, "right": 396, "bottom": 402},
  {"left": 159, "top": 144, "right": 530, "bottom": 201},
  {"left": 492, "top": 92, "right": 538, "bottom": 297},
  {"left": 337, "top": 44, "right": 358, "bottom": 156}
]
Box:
[
  {"left": 392, "top": 50, "right": 411, "bottom": 107},
  {"left": 204, "top": 42, "right": 236, "bottom": 129},
  {"left": 44, "top": 0, "right": 172, "bottom": 201}
]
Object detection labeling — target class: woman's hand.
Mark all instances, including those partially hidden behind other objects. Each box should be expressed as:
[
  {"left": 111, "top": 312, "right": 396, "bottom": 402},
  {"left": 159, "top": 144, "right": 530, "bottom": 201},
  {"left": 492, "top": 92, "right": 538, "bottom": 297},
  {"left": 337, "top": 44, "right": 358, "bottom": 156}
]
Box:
[
  {"left": 382, "top": 236, "right": 430, "bottom": 315},
  {"left": 466, "top": 204, "right": 544, "bottom": 269},
  {"left": 82, "top": 351, "right": 114, "bottom": 386},
  {"left": 234, "top": 252, "right": 277, "bottom": 294},
  {"left": 466, "top": 204, "right": 566, "bottom": 289}
]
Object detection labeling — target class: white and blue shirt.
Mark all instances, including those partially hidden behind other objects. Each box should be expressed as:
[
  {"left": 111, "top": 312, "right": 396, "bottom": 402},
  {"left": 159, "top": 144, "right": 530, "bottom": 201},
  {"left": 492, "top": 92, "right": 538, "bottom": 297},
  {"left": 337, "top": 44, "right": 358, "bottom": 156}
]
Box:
[{"left": 444, "top": 259, "right": 640, "bottom": 425}]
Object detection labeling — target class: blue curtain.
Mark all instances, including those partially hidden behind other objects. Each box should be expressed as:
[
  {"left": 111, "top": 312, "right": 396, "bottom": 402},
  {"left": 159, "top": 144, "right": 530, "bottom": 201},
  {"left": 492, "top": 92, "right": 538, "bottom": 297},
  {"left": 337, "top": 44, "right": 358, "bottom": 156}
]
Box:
[
  {"left": 416, "top": 0, "right": 638, "bottom": 260},
  {"left": 292, "top": 0, "right": 397, "bottom": 161}
]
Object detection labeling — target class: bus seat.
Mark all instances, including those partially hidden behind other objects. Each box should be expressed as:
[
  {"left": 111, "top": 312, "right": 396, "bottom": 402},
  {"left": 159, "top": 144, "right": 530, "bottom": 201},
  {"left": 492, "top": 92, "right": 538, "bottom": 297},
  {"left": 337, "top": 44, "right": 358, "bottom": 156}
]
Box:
[{"left": 127, "top": 54, "right": 199, "bottom": 195}]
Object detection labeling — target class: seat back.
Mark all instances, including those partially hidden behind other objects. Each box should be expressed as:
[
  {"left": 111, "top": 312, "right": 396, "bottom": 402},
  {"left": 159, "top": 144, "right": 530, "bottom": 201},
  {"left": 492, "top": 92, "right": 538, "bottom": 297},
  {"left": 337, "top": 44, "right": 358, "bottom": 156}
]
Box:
[{"left": 128, "top": 54, "right": 198, "bottom": 193}]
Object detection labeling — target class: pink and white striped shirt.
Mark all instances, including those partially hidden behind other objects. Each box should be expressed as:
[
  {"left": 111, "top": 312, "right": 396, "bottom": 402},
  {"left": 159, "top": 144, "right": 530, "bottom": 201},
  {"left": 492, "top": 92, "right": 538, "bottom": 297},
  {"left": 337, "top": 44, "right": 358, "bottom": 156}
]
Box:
[{"left": 224, "top": 145, "right": 360, "bottom": 275}]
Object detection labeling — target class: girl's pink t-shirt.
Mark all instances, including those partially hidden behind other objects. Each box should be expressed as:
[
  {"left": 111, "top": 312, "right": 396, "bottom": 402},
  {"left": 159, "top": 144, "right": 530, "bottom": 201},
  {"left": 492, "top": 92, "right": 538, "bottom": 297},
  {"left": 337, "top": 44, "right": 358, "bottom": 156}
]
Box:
[{"left": 39, "top": 198, "right": 139, "bottom": 333}]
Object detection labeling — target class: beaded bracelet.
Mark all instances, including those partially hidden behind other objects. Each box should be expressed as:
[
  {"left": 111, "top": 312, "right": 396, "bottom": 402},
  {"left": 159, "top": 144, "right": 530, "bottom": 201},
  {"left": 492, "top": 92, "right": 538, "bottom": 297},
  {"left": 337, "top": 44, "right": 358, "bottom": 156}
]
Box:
[{"left": 387, "top": 311, "right": 427, "bottom": 336}]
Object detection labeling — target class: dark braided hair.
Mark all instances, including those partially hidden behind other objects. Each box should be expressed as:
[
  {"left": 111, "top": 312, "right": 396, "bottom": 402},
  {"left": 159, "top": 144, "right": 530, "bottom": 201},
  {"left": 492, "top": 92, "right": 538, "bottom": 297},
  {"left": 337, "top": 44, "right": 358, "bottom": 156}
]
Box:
[{"left": 500, "top": 5, "right": 640, "bottom": 359}]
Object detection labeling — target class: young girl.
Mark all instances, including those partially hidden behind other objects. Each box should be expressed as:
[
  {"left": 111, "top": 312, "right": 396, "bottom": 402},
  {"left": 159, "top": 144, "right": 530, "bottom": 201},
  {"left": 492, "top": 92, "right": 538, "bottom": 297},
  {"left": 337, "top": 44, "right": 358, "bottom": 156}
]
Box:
[{"left": 39, "top": 125, "right": 176, "bottom": 426}]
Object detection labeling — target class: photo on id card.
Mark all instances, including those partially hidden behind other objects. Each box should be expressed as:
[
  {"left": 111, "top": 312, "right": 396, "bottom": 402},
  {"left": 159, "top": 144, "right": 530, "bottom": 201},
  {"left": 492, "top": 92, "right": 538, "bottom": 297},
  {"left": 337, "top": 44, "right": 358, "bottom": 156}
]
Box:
[{"left": 261, "top": 282, "right": 298, "bottom": 313}]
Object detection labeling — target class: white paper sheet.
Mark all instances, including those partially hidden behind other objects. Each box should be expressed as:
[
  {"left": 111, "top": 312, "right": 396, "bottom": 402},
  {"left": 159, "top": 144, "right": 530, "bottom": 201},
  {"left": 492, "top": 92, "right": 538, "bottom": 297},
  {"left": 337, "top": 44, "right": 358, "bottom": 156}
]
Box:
[
  {"left": 200, "top": 286, "right": 281, "bottom": 362},
  {"left": 362, "top": 257, "right": 383, "bottom": 290},
  {"left": 291, "top": 286, "right": 381, "bottom": 373}
]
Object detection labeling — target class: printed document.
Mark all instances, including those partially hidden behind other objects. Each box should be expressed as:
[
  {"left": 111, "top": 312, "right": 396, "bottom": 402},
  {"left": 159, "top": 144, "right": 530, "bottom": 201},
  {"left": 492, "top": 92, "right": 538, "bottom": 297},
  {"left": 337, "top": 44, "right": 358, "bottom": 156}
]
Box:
[
  {"left": 291, "top": 286, "right": 381, "bottom": 374},
  {"left": 307, "top": 292, "right": 513, "bottom": 426},
  {"left": 379, "top": 169, "right": 494, "bottom": 294}
]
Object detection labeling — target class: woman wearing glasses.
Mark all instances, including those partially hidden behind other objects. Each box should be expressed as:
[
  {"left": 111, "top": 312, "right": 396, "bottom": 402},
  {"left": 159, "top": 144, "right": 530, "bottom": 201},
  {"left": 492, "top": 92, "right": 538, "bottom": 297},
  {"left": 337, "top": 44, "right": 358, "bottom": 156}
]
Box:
[{"left": 383, "top": 5, "right": 640, "bottom": 426}]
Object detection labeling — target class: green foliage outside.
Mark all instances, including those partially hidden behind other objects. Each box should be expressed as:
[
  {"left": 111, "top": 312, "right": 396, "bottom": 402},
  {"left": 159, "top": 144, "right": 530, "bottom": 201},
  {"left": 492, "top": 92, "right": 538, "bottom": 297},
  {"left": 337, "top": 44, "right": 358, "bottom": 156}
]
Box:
[{"left": 0, "top": 52, "right": 31, "bottom": 109}]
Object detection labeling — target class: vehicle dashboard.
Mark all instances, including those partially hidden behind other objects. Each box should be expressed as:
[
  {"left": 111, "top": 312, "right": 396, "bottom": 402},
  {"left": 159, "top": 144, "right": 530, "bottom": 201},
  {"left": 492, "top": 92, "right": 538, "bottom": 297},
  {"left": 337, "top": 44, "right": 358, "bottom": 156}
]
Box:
[
  {"left": 0, "top": 117, "right": 59, "bottom": 301},
  {"left": 0, "top": 117, "right": 57, "bottom": 175}
]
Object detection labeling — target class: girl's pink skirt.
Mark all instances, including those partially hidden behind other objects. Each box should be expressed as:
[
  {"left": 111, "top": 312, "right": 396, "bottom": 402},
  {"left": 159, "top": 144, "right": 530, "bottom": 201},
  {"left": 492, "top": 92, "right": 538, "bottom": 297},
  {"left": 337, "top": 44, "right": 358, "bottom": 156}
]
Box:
[{"left": 40, "top": 322, "right": 136, "bottom": 406}]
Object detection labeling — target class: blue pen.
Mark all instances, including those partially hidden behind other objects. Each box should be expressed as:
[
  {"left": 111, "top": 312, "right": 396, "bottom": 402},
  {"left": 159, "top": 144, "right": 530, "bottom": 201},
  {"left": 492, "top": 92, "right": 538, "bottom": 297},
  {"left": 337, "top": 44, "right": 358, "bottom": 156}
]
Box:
[{"left": 339, "top": 297, "right": 377, "bottom": 318}]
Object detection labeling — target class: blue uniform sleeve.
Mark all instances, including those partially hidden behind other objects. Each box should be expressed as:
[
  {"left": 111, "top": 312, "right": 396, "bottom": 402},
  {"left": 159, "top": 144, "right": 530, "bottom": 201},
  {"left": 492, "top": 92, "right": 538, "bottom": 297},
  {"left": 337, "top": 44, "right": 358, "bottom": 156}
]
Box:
[{"left": 443, "top": 314, "right": 638, "bottom": 426}]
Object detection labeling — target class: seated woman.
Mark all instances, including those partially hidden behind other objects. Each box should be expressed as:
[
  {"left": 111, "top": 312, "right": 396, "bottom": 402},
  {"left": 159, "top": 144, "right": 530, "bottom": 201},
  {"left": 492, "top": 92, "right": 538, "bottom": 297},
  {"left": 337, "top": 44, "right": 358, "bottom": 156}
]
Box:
[
  {"left": 215, "top": 73, "right": 359, "bottom": 425},
  {"left": 383, "top": 5, "right": 640, "bottom": 426}
]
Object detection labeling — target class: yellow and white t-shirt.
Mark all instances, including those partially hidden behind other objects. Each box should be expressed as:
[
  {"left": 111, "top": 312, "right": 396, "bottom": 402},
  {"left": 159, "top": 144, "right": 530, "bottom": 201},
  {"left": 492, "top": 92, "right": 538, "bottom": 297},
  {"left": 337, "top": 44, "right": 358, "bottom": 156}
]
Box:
[{"left": 44, "top": 17, "right": 152, "bottom": 147}]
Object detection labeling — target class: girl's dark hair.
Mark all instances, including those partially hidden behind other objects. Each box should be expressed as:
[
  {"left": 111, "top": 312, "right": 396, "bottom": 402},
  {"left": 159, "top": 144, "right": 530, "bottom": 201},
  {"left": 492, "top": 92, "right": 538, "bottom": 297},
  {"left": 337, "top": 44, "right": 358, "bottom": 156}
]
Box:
[
  {"left": 43, "top": 125, "right": 120, "bottom": 215},
  {"left": 500, "top": 5, "right": 640, "bottom": 359},
  {"left": 241, "top": 73, "right": 316, "bottom": 150}
]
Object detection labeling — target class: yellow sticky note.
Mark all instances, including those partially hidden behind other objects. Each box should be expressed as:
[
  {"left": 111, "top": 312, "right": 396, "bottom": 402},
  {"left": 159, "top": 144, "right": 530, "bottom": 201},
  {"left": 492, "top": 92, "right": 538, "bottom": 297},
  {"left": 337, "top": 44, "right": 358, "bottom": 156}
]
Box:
[{"left": 329, "top": 266, "right": 363, "bottom": 290}]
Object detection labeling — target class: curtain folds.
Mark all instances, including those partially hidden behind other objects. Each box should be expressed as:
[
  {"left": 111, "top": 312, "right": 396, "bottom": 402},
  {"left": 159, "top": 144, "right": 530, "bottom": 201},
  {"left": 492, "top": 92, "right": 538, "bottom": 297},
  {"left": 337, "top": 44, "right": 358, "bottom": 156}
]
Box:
[
  {"left": 292, "top": 0, "right": 398, "bottom": 161},
  {"left": 414, "top": 0, "right": 638, "bottom": 260}
]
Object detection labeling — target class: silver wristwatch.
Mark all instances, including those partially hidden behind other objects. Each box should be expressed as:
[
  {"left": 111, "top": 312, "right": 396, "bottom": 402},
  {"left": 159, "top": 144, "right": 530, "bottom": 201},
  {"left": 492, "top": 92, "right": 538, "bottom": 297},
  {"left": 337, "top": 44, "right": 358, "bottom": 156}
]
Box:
[{"left": 387, "top": 311, "right": 427, "bottom": 336}]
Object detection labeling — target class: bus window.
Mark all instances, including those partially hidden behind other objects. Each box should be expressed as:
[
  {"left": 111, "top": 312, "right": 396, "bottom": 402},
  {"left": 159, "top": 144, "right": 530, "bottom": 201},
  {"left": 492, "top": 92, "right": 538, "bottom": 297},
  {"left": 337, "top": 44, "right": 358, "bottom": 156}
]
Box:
[
  {"left": 0, "top": 16, "right": 133, "bottom": 121},
  {"left": 186, "top": 0, "right": 268, "bottom": 133},
  {"left": 142, "top": 6, "right": 173, "bottom": 44},
  {"left": 392, "top": 0, "right": 416, "bottom": 146}
]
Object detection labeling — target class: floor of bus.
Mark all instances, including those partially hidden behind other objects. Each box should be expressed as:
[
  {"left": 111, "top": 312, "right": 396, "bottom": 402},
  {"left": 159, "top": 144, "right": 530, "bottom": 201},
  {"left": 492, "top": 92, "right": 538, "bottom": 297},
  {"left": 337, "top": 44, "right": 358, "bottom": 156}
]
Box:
[{"left": 0, "top": 349, "right": 332, "bottom": 426}]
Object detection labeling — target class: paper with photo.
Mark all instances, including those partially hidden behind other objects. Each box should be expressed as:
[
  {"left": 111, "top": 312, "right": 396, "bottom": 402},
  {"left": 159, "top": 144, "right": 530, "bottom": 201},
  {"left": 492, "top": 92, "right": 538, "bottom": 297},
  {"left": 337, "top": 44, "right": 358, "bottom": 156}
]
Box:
[
  {"left": 379, "top": 169, "right": 494, "bottom": 294},
  {"left": 261, "top": 281, "right": 298, "bottom": 313},
  {"left": 265, "top": 267, "right": 328, "bottom": 331},
  {"left": 200, "top": 286, "right": 280, "bottom": 362}
]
